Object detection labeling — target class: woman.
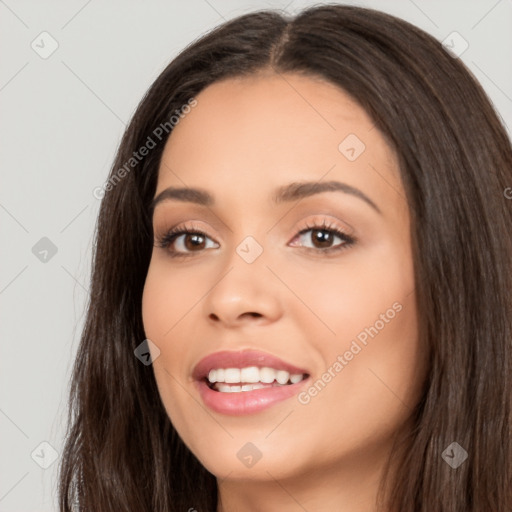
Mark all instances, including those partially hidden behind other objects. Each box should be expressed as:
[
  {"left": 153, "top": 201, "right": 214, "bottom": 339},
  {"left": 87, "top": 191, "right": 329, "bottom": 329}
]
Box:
[{"left": 58, "top": 4, "right": 512, "bottom": 511}]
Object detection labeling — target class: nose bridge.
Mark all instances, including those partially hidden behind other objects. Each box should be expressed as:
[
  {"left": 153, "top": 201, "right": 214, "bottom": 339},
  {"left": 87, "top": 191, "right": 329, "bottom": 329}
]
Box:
[
  {"left": 221, "top": 214, "right": 271, "bottom": 272},
  {"left": 201, "top": 231, "right": 282, "bottom": 324}
]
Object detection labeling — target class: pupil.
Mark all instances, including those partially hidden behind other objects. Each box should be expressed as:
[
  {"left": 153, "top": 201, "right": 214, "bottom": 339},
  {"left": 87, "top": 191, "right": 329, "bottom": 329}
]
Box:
[
  {"left": 313, "top": 229, "right": 332, "bottom": 248},
  {"left": 185, "top": 234, "right": 205, "bottom": 250}
]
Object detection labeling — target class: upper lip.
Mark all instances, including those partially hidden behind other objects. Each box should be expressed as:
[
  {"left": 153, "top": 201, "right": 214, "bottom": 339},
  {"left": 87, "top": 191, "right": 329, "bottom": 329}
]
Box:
[{"left": 192, "top": 349, "right": 310, "bottom": 381}]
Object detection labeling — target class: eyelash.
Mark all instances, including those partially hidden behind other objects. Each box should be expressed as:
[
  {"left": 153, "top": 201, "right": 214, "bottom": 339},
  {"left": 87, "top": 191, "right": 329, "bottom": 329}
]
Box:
[{"left": 154, "top": 220, "right": 356, "bottom": 259}]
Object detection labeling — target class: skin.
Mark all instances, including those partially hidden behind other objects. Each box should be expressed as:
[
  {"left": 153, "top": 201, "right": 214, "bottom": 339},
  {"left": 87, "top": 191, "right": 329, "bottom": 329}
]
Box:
[{"left": 141, "top": 71, "right": 428, "bottom": 512}]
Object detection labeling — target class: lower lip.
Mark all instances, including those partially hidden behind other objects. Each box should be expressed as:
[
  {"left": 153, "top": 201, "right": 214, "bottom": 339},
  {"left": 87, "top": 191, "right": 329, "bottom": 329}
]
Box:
[{"left": 196, "top": 378, "right": 309, "bottom": 415}]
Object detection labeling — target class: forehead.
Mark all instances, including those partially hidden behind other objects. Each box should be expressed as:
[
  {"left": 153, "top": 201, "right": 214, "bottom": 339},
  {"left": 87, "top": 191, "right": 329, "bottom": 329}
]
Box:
[
  {"left": 155, "top": 72, "right": 402, "bottom": 211},
  {"left": 164, "top": 71, "right": 375, "bottom": 153}
]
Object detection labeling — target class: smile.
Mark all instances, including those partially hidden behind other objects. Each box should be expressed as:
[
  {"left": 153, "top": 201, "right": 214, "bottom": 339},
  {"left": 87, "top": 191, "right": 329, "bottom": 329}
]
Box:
[
  {"left": 193, "top": 350, "right": 311, "bottom": 415},
  {"left": 207, "top": 367, "right": 306, "bottom": 392}
]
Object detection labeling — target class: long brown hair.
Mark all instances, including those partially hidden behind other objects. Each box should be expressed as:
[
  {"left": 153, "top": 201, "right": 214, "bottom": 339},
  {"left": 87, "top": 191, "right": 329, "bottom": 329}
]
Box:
[{"left": 58, "top": 4, "right": 512, "bottom": 510}]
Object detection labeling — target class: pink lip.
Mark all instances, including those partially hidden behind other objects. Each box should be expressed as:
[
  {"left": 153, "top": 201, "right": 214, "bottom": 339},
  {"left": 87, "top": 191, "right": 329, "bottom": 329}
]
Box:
[
  {"left": 192, "top": 349, "right": 310, "bottom": 416},
  {"left": 195, "top": 379, "right": 309, "bottom": 415}
]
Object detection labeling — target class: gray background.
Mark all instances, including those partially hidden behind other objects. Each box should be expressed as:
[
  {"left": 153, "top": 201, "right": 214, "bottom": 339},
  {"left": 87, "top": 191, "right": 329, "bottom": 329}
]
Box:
[{"left": 1, "top": 0, "right": 511, "bottom": 510}]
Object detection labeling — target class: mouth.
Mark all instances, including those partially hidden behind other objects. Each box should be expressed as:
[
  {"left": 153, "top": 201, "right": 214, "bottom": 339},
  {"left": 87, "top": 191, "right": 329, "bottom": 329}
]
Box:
[
  {"left": 205, "top": 367, "right": 309, "bottom": 393},
  {"left": 193, "top": 349, "right": 311, "bottom": 414}
]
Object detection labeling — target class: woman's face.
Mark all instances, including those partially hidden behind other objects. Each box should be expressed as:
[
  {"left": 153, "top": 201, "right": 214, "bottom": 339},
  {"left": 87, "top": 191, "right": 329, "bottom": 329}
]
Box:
[{"left": 142, "top": 72, "right": 427, "bottom": 485}]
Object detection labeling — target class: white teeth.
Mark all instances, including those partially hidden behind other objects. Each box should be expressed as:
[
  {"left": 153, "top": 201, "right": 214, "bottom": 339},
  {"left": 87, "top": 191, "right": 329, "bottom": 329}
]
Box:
[
  {"left": 276, "top": 370, "right": 290, "bottom": 385},
  {"left": 206, "top": 366, "right": 306, "bottom": 387},
  {"left": 260, "top": 367, "right": 277, "bottom": 383},
  {"left": 241, "top": 366, "right": 260, "bottom": 383},
  {"left": 215, "top": 383, "right": 267, "bottom": 393},
  {"left": 290, "top": 374, "right": 303, "bottom": 384},
  {"left": 224, "top": 368, "right": 241, "bottom": 383}
]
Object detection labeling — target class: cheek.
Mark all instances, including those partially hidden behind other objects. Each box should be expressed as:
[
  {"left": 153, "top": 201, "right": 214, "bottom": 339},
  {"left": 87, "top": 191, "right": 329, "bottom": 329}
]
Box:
[
  {"left": 302, "top": 294, "right": 421, "bottom": 455},
  {"left": 141, "top": 259, "right": 201, "bottom": 340},
  {"left": 141, "top": 266, "right": 195, "bottom": 377},
  {"left": 290, "top": 243, "right": 423, "bottom": 444},
  {"left": 280, "top": 239, "right": 415, "bottom": 344},
  {"left": 142, "top": 270, "right": 169, "bottom": 359},
  {"left": 287, "top": 239, "right": 422, "bottom": 409},
  {"left": 141, "top": 266, "right": 184, "bottom": 395},
  {"left": 141, "top": 268, "right": 192, "bottom": 433}
]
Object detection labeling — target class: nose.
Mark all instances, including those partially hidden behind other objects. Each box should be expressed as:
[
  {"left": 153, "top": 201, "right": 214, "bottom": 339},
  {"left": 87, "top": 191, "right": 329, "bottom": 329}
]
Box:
[{"left": 202, "top": 249, "right": 283, "bottom": 328}]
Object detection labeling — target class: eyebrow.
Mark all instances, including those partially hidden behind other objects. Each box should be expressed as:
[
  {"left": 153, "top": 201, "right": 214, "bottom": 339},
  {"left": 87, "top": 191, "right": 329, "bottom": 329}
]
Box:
[{"left": 149, "top": 180, "right": 381, "bottom": 216}]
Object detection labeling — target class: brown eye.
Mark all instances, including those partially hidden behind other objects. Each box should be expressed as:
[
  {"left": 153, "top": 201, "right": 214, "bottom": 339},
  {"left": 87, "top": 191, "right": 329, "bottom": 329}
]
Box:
[
  {"left": 291, "top": 225, "right": 355, "bottom": 253},
  {"left": 310, "top": 229, "right": 336, "bottom": 249},
  {"left": 155, "top": 228, "right": 219, "bottom": 257},
  {"left": 182, "top": 233, "right": 207, "bottom": 251}
]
